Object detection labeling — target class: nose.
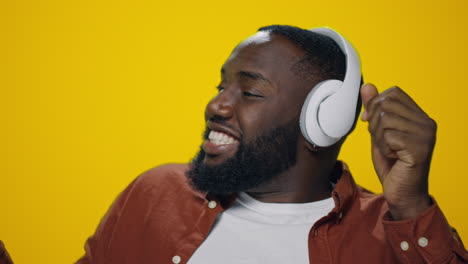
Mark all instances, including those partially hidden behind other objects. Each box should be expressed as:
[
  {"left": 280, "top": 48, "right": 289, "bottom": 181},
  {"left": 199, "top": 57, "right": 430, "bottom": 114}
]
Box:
[{"left": 205, "top": 90, "right": 234, "bottom": 121}]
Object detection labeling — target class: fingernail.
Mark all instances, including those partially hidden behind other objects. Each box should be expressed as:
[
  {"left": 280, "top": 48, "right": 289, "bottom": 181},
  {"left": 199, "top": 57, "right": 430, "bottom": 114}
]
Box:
[{"left": 361, "top": 111, "right": 367, "bottom": 121}]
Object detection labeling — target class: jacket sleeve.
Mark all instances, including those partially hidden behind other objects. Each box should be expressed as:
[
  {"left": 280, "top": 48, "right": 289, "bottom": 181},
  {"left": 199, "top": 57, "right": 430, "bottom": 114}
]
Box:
[
  {"left": 76, "top": 178, "right": 140, "bottom": 264},
  {"left": 382, "top": 198, "right": 468, "bottom": 263}
]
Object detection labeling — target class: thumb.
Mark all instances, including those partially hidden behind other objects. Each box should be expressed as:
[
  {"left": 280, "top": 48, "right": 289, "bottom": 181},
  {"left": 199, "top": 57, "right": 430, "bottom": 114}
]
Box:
[{"left": 360, "top": 83, "right": 379, "bottom": 121}]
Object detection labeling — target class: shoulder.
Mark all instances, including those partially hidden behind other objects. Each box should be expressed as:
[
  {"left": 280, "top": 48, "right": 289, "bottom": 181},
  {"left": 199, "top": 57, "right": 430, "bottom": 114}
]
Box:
[
  {"left": 133, "top": 163, "right": 192, "bottom": 191},
  {"left": 136, "top": 163, "right": 190, "bottom": 186},
  {"left": 338, "top": 162, "right": 389, "bottom": 219},
  {"left": 336, "top": 186, "right": 391, "bottom": 244},
  {"left": 128, "top": 163, "right": 204, "bottom": 201},
  {"left": 355, "top": 185, "right": 388, "bottom": 215},
  {"left": 348, "top": 185, "right": 390, "bottom": 231}
]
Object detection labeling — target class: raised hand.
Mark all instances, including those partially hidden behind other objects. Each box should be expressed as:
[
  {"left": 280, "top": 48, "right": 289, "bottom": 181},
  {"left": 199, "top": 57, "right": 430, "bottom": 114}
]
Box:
[{"left": 361, "top": 84, "right": 436, "bottom": 220}]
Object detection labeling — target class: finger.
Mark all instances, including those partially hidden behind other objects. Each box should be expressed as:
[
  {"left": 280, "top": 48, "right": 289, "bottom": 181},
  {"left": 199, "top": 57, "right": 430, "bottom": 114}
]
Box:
[
  {"left": 372, "top": 134, "right": 397, "bottom": 160},
  {"left": 360, "top": 83, "right": 379, "bottom": 121},
  {"left": 366, "top": 97, "right": 430, "bottom": 130},
  {"left": 373, "top": 128, "right": 416, "bottom": 161},
  {"left": 365, "top": 89, "right": 432, "bottom": 126},
  {"left": 378, "top": 86, "right": 423, "bottom": 113},
  {"left": 381, "top": 130, "right": 430, "bottom": 166},
  {"left": 369, "top": 111, "right": 424, "bottom": 136}
]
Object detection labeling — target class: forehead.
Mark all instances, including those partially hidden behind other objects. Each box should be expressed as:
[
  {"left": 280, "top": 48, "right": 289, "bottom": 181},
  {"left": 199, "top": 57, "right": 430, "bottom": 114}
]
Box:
[{"left": 223, "top": 32, "right": 306, "bottom": 84}]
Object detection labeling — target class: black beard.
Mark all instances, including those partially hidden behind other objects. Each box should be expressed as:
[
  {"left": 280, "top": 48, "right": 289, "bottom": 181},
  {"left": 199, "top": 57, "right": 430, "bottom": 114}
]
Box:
[{"left": 187, "top": 121, "right": 300, "bottom": 195}]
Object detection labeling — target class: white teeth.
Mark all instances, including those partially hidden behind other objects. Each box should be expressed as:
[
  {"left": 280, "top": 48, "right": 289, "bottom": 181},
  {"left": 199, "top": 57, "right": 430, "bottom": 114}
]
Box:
[{"left": 208, "top": 130, "right": 237, "bottom": 145}]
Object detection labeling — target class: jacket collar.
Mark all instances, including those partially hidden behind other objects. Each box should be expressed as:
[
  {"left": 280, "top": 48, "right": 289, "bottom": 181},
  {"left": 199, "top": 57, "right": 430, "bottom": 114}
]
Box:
[
  {"left": 329, "top": 162, "right": 358, "bottom": 218},
  {"left": 206, "top": 160, "right": 358, "bottom": 214}
]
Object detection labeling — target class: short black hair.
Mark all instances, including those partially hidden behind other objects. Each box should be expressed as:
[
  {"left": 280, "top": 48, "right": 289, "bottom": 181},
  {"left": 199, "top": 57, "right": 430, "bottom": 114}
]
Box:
[{"left": 257, "top": 25, "right": 362, "bottom": 136}]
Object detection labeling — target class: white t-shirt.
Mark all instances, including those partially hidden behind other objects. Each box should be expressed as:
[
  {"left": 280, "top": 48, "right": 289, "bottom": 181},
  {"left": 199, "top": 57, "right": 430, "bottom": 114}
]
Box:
[{"left": 187, "top": 192, "right": 335, "bottom": 264}]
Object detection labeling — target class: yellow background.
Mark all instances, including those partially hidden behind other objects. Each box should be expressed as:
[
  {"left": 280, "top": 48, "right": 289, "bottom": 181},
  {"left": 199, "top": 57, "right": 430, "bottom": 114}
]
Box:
[{"left": 1, "top": 0, "right": 467, "bottom": 262}]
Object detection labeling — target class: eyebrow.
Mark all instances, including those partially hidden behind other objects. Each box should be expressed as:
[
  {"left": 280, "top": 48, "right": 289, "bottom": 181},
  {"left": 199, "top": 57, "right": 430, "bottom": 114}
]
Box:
[
  {"left": 221, "top": 68, "right": 272, "bottom": 84},
  {"left": 238, "top": 71, "right": 272, "bottom": 84}
]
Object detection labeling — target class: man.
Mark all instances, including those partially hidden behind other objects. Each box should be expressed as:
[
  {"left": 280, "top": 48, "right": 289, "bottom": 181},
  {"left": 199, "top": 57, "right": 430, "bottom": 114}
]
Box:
[{"left": 77, "top": 25, "right": 468, "bottom": 263}]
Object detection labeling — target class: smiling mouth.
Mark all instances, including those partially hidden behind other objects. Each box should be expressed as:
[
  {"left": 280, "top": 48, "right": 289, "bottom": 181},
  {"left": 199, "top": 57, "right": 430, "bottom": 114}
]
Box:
[{"left": 208, "top": 130, "right": 239, "bottom": 145}]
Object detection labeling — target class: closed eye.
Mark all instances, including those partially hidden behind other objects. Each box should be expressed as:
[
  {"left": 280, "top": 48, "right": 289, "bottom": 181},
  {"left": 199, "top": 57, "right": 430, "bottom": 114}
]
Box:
[
  {"left": 243, "top": 92, "right": 263, "bottom": 98},
  {"left": 217, "top": 86, "right": 262, "bottom": 98}
]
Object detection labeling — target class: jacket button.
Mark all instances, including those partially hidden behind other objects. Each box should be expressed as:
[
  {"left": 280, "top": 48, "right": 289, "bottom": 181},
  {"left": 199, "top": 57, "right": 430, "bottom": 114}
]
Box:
[
  {"left": 400, "top": 241, "right": 409, "bottom": 251},
  {"left": 418, "top": 237, "right": 429, "bottom": 247},
  {"left": 172, "top": 255, "right": 181, "bottom": 264},
  {"left": 208, "top": 200, "right": 217, "bottom": 209}
]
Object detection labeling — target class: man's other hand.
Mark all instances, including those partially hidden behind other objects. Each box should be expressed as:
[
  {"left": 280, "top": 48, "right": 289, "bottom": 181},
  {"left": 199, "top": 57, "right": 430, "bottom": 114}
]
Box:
[{"left": 0, "top": 241, "right": 13, "bottom": 264}]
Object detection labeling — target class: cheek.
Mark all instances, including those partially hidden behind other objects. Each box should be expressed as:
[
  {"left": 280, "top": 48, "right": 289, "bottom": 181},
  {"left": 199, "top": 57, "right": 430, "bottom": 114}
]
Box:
[
  {"left": 237, "top": 100, "right": 295, "bottom": 140},
  {"left": 279, "top": 93, "right": 304, "bottom": 117},
  {"left": 269, "top": 95, "right": 303, "bottom": 126},
  {"left": 237, "top": 106, "right": 267, "bottom": 135}
]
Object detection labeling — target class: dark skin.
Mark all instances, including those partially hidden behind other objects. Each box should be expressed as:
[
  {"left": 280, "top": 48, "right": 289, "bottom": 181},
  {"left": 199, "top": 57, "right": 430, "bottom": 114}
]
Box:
[
  {"left": 205, "top": 33, "right": 435, "bottom": 220},
  {"left": 361, "top": 84, "right": 434, "bottom": 220}
]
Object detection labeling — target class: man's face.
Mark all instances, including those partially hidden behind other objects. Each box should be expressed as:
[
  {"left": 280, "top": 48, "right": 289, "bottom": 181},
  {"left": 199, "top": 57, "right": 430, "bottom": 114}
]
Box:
[{"left": 187, "top": 32, "right": 309, "bottom": 194}]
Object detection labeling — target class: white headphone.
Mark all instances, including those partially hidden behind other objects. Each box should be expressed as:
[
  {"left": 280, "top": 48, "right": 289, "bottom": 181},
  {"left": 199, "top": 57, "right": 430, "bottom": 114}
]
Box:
[{"left": 299, "top": 27, "right": 362, "bottom": 147}]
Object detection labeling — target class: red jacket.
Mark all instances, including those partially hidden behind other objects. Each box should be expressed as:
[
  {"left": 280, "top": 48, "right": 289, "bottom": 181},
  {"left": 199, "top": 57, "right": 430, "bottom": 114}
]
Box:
[{"left": 77, "top": 163, "right": 468, "bottom": 263}]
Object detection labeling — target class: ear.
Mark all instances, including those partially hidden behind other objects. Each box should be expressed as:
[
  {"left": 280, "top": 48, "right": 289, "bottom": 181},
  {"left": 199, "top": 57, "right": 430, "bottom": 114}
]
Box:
[
  {"left": 305, "top": 141, "right": 320, "bottom": 152},
  {"left": 301, "top": 134, "right": 346, "bottom": 153},
  {"left": 300, "top": 135, "right": 320, "bottom": 152}
]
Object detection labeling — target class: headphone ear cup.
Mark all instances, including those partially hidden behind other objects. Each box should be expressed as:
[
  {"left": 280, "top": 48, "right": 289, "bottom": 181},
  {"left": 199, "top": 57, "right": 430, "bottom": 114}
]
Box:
[{"left": 299, "top": 80, "right": 343, "bottom": 147}]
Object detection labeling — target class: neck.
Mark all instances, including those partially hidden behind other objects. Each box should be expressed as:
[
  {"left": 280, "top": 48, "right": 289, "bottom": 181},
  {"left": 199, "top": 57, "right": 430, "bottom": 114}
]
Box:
[{"left": 245, "top": 144, "right": 340, "bottom": 203}]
